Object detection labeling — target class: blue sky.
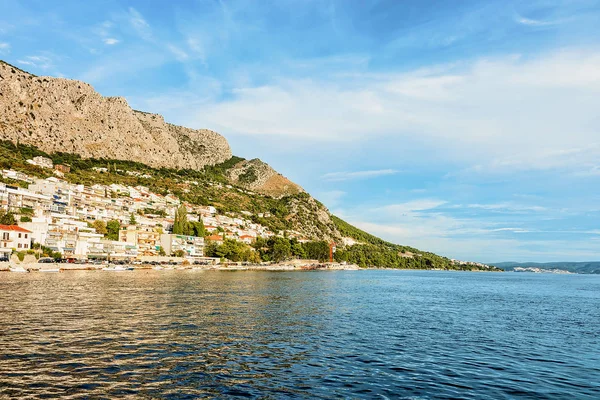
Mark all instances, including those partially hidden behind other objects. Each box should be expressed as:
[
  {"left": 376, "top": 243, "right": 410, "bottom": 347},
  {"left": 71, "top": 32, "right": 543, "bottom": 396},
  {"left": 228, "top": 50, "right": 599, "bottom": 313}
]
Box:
[{"left": 2, "top": 0, "right": 600, "bottom": 262}]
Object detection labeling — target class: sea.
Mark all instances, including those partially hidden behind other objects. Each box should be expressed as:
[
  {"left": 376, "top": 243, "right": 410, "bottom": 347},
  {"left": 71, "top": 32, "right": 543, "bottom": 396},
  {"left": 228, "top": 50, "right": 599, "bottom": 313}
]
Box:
[{"left": 0, "top": 270, "right": 599, "bottom": 399}]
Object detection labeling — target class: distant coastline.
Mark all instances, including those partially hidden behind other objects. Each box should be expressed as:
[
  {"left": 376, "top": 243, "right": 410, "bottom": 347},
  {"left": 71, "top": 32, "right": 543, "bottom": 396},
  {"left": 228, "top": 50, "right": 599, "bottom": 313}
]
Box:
[{"left": 492, "top": 261, "right": 600, "bottom": 274}]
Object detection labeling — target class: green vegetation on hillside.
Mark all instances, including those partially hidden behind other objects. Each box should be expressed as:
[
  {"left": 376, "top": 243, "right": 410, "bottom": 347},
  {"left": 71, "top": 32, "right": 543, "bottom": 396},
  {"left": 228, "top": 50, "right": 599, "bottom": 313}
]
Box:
[{"left": 0, "top": 140, "right": 498, "bottom": 270}]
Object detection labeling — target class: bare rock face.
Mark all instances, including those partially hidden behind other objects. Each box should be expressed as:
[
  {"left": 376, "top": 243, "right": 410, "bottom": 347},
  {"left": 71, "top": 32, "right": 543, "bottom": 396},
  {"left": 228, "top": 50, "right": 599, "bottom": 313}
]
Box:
[
  {"left": 0, "top": 61, "right": 231, "bottom": 170},
  {"left": 227, "top": 158, "right": 304, "bottom": 198}
]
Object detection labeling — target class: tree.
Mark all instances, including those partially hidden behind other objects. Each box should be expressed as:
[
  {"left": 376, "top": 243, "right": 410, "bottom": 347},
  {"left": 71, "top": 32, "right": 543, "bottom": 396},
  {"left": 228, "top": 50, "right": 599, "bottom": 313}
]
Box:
[
  {"left": 0, "top": 210, "right": 17, "bottom": 225},
  {"left": 93, "top": 220, "right": 107, "bottom": 235},
  {"left": 204, "top": 240, "right": 219, "bottom": 257},
  {"left": 106, "top": 220, "right": 120, "bottom": 240},
  {"left": 174, "top": 249, "right": 186, "bottom": 257},
  {"left": 271, "top": 237, "right": 291, "bottom": 262},
  {"left": 158, "top": 246, "right": 166, "bottom": 256},
  {"left": 291, "top": 239, "right": 307, "bottom": 259},
  {"left": 129, "top": 213, "right": 137, "bottom": 225},
  {"left": 172, "top": 205, "right": 189, "bottom": 235},
  {"left": 303, "top": 241, "right": 329, "bottom": 262},
  {"left": 189, "top": 217, "right": 206, "bottom": 237}
]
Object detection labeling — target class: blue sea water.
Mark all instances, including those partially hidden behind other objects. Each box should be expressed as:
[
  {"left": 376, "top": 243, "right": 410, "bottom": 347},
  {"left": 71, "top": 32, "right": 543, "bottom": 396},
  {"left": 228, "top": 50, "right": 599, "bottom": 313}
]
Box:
[{"left": 0, "top": 270, "right": 599, "bottom": 399}]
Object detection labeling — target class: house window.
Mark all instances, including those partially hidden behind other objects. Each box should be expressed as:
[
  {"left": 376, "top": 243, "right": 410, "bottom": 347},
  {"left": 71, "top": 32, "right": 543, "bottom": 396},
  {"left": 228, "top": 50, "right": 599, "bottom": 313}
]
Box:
[
  {"left": 18, "top": 243, "right": 22, "bottom": 248},
  {"left": 18, "top": 233, "right": 22, "bottom": 238},
  {"left": 2, "top": 233, "right": 8, "bottom": 240},
  {"left": 25, "top": 234, "right": 28, "bottom": 239},
  {"left": 24, "top": 244, "right": 28, "bottom": 249}
]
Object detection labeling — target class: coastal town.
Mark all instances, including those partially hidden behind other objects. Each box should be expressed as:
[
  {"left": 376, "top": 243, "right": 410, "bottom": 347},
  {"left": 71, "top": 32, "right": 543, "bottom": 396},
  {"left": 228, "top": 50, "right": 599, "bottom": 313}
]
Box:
[{"left": 1, "top": 156, "right": 354, "bottom": 271}]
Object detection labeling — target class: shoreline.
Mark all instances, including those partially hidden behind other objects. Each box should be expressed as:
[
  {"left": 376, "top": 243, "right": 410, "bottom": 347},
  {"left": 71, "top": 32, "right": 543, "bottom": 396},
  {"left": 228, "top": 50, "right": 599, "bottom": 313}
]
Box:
[
  {"left": 0, "top": 262, "right": 360, "bottom": 272},
  {"left": 0, "top": 262, "right": 503, "bottom": 273}
]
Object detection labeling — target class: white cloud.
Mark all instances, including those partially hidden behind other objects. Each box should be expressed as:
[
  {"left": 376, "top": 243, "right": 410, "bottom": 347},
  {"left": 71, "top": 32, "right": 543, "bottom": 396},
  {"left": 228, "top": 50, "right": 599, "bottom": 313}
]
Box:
[
  {"left": 128, "top": 7, "right": 152, "bottom": 40},
  {"left": 374, "top": 199, "right": 448, "bottom": 214},
  {"left": 103, "top": 38, "right": 120, "bottom": 45},
  {"left": 467, "top": 203, "right": 547, "bottom": 212},
  {"left": 322, "top": 169, "right": 398, "bottom": 181},
  {"left": 186, "top": 37, "right": 208, "bottom": 66},
  {"left": 515, "top": 16, "right": 563, "bottom": 27},
  {"left": 0, "top": 42, "right": 10, "bottom": 54},
  {"left": 167, "top": 44, "right": 189, "bottom": 62},
  {"left": 490, "top": 228, "right": 531, "bottom": 233},
  {"left": 17, "top": 55, "right": 53, "bottom": 69},
  {"left": 191, "top": 49, "right": 600, "bottom": 174},
  {"left": 348, "top": 219, "right": 600, "bottom": 262}
]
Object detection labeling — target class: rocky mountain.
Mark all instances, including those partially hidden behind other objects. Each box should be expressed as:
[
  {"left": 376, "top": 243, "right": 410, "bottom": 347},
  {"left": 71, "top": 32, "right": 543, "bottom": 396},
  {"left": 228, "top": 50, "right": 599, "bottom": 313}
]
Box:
[
  {"left": 0, "top": 59, "right": 492, "bottom": 270},
  {"left": 227, "top": 158, "right": 303, "bottom": 198},
  {"left": 0, "top": 60, "right": 231, "bottom": 170}
]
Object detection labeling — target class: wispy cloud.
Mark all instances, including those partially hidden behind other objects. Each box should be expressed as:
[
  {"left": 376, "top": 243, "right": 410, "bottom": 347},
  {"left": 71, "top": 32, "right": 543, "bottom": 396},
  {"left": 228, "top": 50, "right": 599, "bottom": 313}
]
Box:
[
  {"left": 167, "top": 44, "right": 189, "bottom": 62},
  {"left": 515, "top": 15, "right": 564, "bottom": 27},
  {"left": 186, "top": 37, "right": 208, "bottom": 66},
  {"left": 192, "top": 49, "right": 600, "bottom": 175},
  {"left": 467, "top": 203, "right": 547, "bottom": 213},
  {"left": 0, "top": 42, "right": 10, "bottom": 54},
  {"left": 374, "top": 199, "right": 448, "bottom": 214},
  {"left": 17, "top": 55, "right": 53, "bottom": 69},
  {"left": 103, "top": 38, "right": 119, "bottom": 45},
  {"left": 322, "top": 169, "right": 399, "bottom": 182},
  {"left": 351, "top": 218, "right": 600, "bottom": 262},
  {"left": 128, "top": 7, "right": 152, "bottom": 40},
  {"left": 491, "top": 227, "right": 531, "bottom": 233}
]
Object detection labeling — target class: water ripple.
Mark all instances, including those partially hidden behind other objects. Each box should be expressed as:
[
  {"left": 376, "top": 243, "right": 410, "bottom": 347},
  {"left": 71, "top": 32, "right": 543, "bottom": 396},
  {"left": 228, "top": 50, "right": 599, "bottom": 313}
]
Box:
[{"left": 1, "top": 270, "right": 599, "bottom": 399}]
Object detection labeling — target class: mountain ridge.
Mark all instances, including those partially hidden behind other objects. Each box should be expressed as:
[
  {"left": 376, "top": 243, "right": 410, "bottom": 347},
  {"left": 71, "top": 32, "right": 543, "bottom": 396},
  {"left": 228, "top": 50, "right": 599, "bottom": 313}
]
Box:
[
  {"left": 0, "top": 59, "right": 494, "bottom": 270},
  {"left": 0, "top": 60, "right": 232, "bottom": 171}
]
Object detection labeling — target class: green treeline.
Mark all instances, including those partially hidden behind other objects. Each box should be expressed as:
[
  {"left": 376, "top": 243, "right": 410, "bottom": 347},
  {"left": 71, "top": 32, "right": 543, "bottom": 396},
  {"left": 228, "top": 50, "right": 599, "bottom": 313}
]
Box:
[{"left": 205, "top": 237, "right": 331, "bottom": 263}]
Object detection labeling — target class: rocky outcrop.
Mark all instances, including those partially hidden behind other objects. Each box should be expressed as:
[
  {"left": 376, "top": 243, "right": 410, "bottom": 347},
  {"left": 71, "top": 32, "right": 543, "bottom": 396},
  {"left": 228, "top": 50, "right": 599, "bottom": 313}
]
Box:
[
  {"left": 286, "top": 195, "right": 342, "bottom": 241},
  {"left": 227, "top": 158, "right": 304, "bottom": 198},
  {"left": 0, "top": 61, "right": 231, "bottom": 170}
]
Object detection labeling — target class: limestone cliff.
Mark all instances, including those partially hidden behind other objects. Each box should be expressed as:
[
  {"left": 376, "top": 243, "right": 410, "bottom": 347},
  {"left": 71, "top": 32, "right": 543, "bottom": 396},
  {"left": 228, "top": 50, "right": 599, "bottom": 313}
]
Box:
[
  {"left": 227, "top": 158, "right": 304, "bottom": 198},
  {"left": 0, "top": 61, "right": 231, "bottom": 170}
]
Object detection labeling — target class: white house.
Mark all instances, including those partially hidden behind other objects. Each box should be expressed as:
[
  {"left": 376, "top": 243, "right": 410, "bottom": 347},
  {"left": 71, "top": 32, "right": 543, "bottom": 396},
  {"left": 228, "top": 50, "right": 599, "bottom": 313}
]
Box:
[{"left": 0, "top": 225, "right": 32, "bottom": 260}]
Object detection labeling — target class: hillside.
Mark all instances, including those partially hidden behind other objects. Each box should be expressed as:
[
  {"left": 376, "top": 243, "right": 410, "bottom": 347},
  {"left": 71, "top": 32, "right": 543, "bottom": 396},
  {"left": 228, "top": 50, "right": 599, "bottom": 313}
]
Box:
[
  {"left": 0, "top": 141, "right": 500, "bottom": 270},
  {"left": 0, "top": 60, "right": 496, "bottom": 270},
  {"left": 493, "top": 262, "right": 600, "bottom": 274}
]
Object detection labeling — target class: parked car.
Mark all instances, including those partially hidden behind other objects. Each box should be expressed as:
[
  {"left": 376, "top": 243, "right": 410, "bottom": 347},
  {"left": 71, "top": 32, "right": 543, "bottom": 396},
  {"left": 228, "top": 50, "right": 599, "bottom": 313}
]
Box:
[{"left": 38, "top": 257, "right": 54, "bottom": 263}]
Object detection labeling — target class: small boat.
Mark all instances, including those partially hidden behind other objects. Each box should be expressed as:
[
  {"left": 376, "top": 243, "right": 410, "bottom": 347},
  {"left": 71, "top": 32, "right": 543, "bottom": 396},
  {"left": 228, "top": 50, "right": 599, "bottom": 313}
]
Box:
[
  {"left": 9, "top": 266, "right": 29, "bottom": 273},
  {"left": 39, "top": 268, "right": 61, "bottom": 273},
  {"left": 152, "top": 266, "right": 164, "bottom": 270}
]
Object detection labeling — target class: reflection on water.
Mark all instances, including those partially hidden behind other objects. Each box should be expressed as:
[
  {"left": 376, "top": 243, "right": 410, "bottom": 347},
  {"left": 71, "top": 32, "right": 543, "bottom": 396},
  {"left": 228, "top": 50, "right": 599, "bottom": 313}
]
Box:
[{"left": 1, "top": 270, "right": 599, "bottom": 398}]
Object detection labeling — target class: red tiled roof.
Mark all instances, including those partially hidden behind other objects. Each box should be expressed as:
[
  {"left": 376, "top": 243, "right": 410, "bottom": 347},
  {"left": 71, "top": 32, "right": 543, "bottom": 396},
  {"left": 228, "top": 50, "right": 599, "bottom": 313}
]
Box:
[
  {"left": 0, "top": 225, "right": 32, "bottom": 233},
  {"left": 206, "top": 235, "right": 224, "bottom": 241}
]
